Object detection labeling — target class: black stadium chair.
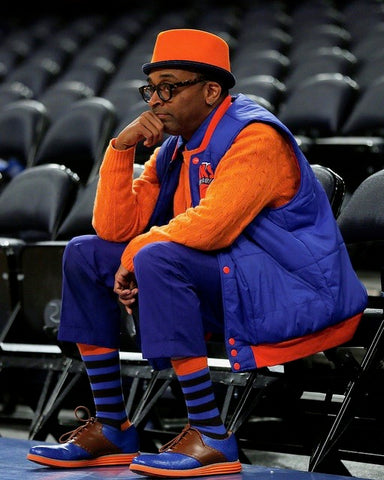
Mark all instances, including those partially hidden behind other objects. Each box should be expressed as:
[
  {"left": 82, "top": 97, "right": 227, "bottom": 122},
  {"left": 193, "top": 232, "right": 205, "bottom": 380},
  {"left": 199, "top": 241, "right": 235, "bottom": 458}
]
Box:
[
  {"left": 32, "top": 97, "right": 116, "bottom": 184},
  {"left": 309, "top": 169, "right": 384, "bottom": 474},
  {"left": 284, "top": 48, "right": 357, "bottom": 93},
  {"left": 311, "top": 164, "right": 345, "bottom": 218},
  {"left": 278, "top": 73, "right": 359, "bottom": 138},
  {"left": 0, "top": 100, "right": 49, "bottom": 169},
  {"left": 0, "top": 164, "right": 80, "bottom": 341},
  {"left": 232, "top": 75, "right": 286, "bottom": 112},
  {"left": 311, "top": 77, "right": 384, "bottom": 195},
  {"left": 57, "top": 57, "right": 116, "bottom": 96},
  {"left": 3, "top": 164, "right": 144, "bottom": 440},
  {"left": 342, "top": 77, "right": 384, "bottom": 136},
  {"left": 5, "top": 59, "right": 61, "bottom": 98},
  {"left": 38, "top": 81, "right": 94, "bottom": 124},
  {"left": 0, "top": 82, "right": 34, "bottom": 110},
  {"left": 232, "top": 50, "right": 290, "bottom": 80}
]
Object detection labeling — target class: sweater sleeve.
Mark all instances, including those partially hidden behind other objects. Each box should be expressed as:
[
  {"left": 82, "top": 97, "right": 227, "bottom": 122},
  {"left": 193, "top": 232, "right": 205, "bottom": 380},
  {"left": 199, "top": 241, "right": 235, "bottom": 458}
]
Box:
[
  {"left": 92, "top": 139, "right": 161, "bottom": 242},
  {"left": 121, "top": 122, "right": 300, "bottom": 271}
]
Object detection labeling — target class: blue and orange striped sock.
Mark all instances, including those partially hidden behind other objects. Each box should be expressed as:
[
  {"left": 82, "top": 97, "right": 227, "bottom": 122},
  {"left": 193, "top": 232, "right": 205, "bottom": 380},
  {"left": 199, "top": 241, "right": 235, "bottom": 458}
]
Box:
[
  {"left": 77, "top": 343, "right": 130, "bottom": 431},
  {"left": 172, "top": 356, "right": 227, "bottom": 439}
]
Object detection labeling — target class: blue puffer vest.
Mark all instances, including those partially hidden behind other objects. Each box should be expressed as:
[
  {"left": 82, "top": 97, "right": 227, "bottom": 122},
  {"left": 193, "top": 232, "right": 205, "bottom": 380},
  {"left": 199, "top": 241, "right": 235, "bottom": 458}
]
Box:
[{"left": 147, "top": 94, "right": 367, "bottom": 371}]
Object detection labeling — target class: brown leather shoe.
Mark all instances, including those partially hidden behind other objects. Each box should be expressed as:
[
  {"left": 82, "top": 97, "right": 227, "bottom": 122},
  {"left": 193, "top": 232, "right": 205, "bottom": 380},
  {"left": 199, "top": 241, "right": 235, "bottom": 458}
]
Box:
[
  {"left": 130, "top": 425, "right": 241, "bottom": 477},
  {"left": 27, "top": 406, "right": 139, "bottom": 468}
]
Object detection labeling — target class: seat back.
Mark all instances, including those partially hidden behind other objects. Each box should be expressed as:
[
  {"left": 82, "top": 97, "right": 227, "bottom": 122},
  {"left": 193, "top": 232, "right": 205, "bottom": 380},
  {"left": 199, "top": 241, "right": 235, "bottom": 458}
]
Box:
[
  {"left": 33, "top": 97, "right": 116, "bottom": 184},
  {"left": 0, "top": 99, "right": 49, "bottom": 169},
  {"left": 278, "top": 73, "right": 359, "bottom": 137},
  {"left": 38, "top": 81, "right": 94, "bottom": 123},
  {"left": 0, "top": 164, "right": 80, "bottom": 242},
  {"left": 308, "top": 169, "right": 384, "bottom": 472},
  {"left": 341, "top": 77, "right": 384, "bottom": 136},
  {"left": 0, "top": 164, "right": 80, "bottom": 342},
  {"left": 6, "top": 163, "right": 144, "bottom": 345},
  {"left": 311, "top": 164, "right": 345, "bottom": 217}
]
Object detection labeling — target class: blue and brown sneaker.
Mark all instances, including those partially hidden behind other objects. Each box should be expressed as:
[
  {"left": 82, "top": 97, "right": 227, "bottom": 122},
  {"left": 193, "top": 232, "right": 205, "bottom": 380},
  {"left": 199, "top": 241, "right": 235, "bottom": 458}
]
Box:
[
  {"left": 130, "top": 424, "right": 241, "bottom": 477},
  {"left": 27, "top": 406, "right": 139, "bottom": 468}
]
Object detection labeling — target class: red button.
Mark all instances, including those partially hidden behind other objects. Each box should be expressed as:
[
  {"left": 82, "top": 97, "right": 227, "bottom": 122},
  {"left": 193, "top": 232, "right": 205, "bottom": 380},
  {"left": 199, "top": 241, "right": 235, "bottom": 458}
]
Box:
[
  {"left": 229, "top": 338, "right": 235, "bottom": 345},
  {"left": 231, "top": 349, "right": 238, "bottom": 357},
  {"left": 192, "top": 158, "right": 199, "bottom": 164},
  {"left": 223, "top": 266, "right": 230, "bottom": 274},
  {"left": 234, "top": 362, "right": 240, "bottom": 370}
]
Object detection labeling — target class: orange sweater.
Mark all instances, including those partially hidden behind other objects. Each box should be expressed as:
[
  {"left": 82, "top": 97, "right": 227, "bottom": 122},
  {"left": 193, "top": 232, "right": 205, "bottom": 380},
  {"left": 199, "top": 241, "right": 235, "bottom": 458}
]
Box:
[{"left": 93, "top": 122, "right": 300, "bottom": 271}]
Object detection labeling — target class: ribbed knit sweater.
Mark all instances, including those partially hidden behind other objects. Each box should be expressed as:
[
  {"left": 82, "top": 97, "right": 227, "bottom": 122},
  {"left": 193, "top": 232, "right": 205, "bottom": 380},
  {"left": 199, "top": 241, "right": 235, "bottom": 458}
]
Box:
[{"left": 92, "top": 122, "right": 300, "bottom": 271}]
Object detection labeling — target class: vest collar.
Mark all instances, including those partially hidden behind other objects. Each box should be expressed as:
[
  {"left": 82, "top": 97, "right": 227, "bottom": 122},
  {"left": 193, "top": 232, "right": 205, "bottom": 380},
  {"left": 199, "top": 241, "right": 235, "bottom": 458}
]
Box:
[{"left": 184, "top": 95, "right": 232, "bottom": 155}]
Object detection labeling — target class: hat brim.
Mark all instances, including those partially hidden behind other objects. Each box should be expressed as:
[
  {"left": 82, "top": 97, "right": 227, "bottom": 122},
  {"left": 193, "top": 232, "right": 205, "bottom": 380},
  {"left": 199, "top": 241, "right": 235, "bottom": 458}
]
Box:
[{"left": 142, "top": 60, "right": 236, "bottom": 88}]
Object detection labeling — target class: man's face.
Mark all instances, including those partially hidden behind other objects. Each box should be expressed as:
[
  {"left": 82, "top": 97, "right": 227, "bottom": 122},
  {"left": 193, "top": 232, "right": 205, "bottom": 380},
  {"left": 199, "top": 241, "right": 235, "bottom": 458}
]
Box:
[{"left": 146, "top": 69, "right": 212, "bottom": 140}]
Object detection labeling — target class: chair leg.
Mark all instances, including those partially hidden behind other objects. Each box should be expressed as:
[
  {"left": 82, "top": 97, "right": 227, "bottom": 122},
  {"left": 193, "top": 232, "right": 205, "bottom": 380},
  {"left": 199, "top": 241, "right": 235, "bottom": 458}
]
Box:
[
  {"left": 226, "top": 369, "right": 279, "bottom": 434},
  {"left": 309, "top": 318, "right": 384, "bottom": 473},
  {"left": 131, "top": 370, "right": 175, "bottom": 427},
  {"left": 29, "top": 359, "right": 84, "bottom": 440}
]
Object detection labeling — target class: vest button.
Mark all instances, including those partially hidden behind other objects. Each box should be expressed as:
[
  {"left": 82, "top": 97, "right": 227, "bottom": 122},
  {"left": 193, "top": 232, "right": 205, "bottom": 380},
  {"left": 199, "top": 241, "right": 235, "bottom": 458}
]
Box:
[
  {"left": 231, "top": 349, "right": 237, "bottom": 357},
  {"left": 233, "top": 362, "right": 240, "bottom": 370},
  {"left": 223, "top": 266, "right": 230, "bottom": 274},
  {"left": 192, "top": 157, "right": 199, "bottom": 164},
  {"left": 229, "top": 338, "right": 235, "bottom": 345}
]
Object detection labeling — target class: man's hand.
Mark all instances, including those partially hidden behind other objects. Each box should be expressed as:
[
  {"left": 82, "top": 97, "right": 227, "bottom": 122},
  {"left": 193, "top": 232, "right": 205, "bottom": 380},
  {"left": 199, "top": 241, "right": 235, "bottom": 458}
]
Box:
[
  {"left": 114, "top": 264, "right": 138, "bottom": 315},
  {"left": 115, "top": 110, "right": 165, "bottom": 150}
]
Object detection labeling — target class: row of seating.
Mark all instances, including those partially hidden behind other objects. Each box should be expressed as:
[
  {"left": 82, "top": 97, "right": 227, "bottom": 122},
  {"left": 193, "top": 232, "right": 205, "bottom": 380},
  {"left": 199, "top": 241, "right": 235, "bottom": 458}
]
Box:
[
  {"left": 0, "top": 154, "right": 383, "bottom": 471},
  {"left": 0, "top": 0, "right": 383, "bottom": 474},
  {"left": 0, "top": 0, "right": 381, "bottom": 200}
]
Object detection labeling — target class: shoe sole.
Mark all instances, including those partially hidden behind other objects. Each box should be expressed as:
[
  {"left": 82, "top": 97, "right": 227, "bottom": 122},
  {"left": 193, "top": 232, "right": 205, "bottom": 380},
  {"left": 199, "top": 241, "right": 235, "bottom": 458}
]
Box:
[
  {"left": 130, "top": 460, "right": 242, "bottom": 477},
  {"left": 27, "top": 452, "right": 138, "bottom": 468}
]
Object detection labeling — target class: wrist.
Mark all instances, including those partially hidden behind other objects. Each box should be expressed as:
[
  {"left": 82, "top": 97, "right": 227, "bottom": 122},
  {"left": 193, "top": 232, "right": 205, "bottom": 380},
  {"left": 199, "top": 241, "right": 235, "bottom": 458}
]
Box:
[{"left": 112, "top": 138, "right": 135, "bottom": 150}]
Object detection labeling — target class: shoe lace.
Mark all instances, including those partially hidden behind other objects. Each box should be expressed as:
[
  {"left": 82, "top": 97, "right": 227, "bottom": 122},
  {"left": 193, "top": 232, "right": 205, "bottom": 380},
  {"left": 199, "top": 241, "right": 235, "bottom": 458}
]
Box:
[
  {"left": 59, "top": 406, "right": 96, "bottom": 443},
  {"left": 159, "top": 424, "right": 193, "bottom": 452}
]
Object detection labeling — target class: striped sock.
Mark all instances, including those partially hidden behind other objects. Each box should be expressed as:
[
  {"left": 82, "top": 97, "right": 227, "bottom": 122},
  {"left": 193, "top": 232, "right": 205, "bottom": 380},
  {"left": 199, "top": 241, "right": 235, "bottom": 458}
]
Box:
[
  {"left": 77, "top": 343, "right": 130, "bottom": 431},
  {"left": 172, "top": 356, "right": 227, "bottom": 439}
]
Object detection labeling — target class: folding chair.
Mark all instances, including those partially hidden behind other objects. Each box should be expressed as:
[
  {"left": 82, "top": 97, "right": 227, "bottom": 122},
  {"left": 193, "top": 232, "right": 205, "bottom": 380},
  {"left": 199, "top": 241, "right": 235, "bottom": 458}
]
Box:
[
  {"left": 309, "top": 169, "right": 384, "bottom": 474},
  {"left": 129, "top": 163, "right": 348, "bottom": 457},
  {"left": 12, "top": 164, "right": 145, "bottom": 440},
  {"left": 0, "top": 164, "right": 80, "bottom": 438}
]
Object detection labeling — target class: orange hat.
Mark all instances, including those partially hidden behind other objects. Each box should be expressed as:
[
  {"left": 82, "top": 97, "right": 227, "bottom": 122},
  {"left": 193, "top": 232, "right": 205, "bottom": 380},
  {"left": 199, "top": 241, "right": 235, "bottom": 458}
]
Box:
[{"left": 142, "top": 29, "right": 236, "bottom": 88}]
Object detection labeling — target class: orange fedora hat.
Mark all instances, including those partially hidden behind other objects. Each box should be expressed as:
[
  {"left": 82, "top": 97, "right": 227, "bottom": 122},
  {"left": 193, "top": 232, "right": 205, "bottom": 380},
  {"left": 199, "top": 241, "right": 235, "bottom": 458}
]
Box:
[{"left": 142, "top": 29, "right": 236, "bottom": 88}]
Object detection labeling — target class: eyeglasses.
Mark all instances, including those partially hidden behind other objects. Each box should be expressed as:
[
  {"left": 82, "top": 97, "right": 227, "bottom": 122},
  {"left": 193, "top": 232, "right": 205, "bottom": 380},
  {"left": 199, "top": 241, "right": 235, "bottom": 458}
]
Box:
[{"left": 139, "top": 78, "right": 205, "bottom": 103}]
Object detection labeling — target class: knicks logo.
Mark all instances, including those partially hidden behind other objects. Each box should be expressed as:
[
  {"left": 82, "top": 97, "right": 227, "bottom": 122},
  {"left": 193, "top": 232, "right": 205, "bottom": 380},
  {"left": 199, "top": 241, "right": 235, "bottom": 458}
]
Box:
[{"left": 199, "top": 162, "right": 214, "bottom": 198}]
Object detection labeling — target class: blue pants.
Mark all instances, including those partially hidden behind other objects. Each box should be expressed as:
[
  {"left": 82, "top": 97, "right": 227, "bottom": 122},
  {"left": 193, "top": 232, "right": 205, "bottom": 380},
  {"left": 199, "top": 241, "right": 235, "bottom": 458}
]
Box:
[{"left": 58, "top": 235, "right": 224, "bottom": 366}]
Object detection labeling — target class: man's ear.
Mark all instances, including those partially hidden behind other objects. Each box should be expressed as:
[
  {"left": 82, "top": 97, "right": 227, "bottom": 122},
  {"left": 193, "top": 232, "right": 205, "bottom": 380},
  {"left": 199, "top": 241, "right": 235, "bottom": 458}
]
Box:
[{"left": 205, "top": 81, "right": 222, "bottom": 106}]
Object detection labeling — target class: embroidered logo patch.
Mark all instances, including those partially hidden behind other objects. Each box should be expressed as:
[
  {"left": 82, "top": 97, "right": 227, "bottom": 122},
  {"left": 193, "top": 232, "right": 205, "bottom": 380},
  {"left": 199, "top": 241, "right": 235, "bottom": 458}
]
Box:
[{"left": 199, "top": 162, "right": 214, "bottom": 198}]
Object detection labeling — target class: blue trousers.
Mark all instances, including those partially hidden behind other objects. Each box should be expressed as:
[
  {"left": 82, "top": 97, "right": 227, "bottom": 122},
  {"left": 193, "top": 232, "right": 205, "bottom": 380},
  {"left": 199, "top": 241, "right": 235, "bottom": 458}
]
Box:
[{"left": 58, "top": 235, "right": 224, "bottom": 365}]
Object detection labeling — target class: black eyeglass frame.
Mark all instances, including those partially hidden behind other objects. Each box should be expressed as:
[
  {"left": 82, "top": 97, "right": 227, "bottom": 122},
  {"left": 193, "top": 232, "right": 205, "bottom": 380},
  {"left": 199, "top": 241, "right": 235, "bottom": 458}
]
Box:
[{"left": 138, "top": 78, "right": 206, "bottom": 103}]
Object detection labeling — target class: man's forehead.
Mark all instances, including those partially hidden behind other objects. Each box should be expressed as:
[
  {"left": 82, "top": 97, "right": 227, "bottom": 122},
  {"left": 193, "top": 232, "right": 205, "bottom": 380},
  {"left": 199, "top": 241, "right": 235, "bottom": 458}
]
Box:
[{"left": 147, "top": 68, "right": 196, "bottom": 82}]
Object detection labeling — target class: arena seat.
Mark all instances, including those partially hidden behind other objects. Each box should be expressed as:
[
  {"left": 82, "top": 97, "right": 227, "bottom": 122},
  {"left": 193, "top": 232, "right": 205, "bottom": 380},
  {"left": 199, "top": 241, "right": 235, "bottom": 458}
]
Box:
[
  {"left": 278, "top": 73, "right": 359, "bottom": 138},
  {"left": 102, "top": 79, "right": 144, "bottom": 124},
  {"left": 0, "top": 82, "right": 34, "bottom": 110},
  {"left": 38, "top": 81, "right": 94, "bottom": 123},
  {"left": 232, "top": 75, "right": 286, "bottom": 112},
  {"left": 5, "top": 59, "right": 61, "bottom": 98},
  {"left": 56, "top": 57, "right": 116, "bottom": 97},
  {"left": 232, "top": 49, "right": 290, "bottom": 82},
  {"left": 309, "top": 169, "right": 384, "bottom": 474},
  {"left": 0, "top": 164, "right": 143, "bottom": 440},
  {"left": 0, "top": 99, "right": 49, "bottom": 194},
  {"left": 310, "top": 77, "right": 384, "bottom": 196},
  {"left": 32, "top": 97, "right": 116, "bottom": 184},
  {"left": 284, "top": 47, "right": 357, "bottom": 93},
  {"left": 0, "top": 164, "right": 80, "bottom": 342}
]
